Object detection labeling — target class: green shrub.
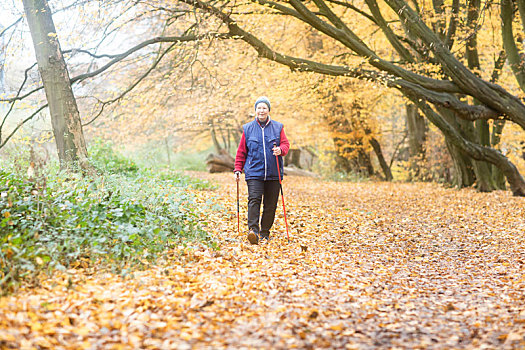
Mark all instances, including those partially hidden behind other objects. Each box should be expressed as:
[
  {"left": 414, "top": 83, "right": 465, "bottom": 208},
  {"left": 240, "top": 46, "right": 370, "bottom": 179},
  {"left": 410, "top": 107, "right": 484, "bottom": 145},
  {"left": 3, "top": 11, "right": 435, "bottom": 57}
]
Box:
[
  {"left": 89, "top": 138, "right": 139, "bottom": 174},
  {"left": 0, "top": 150, "right": 216, "bottom": 293}
]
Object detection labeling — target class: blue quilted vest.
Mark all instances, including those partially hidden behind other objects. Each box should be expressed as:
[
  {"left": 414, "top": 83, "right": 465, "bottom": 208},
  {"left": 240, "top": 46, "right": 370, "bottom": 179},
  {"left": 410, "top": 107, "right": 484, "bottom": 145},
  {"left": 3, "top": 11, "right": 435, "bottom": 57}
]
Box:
[{"left": 243, "top": 117, "right": 284, "bottom": 181}]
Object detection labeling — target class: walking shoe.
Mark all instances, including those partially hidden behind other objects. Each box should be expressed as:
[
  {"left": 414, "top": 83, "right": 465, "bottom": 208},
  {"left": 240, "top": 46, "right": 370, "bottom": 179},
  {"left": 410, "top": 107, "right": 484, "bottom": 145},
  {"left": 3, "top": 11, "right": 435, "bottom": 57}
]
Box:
[
  {"left": 260, "top": 234, "right": 270, "bottom": 242},
  {"left": 248, "top": 230, "right": 259, "bottom": 245}
]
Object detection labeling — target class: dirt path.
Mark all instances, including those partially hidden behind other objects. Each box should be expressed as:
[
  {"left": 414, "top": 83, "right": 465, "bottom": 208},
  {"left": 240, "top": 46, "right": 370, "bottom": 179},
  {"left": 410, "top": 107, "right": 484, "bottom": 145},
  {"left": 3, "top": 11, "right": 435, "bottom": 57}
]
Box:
[{"left": 1, "top": 173, "right": 524, "bottom": 349}]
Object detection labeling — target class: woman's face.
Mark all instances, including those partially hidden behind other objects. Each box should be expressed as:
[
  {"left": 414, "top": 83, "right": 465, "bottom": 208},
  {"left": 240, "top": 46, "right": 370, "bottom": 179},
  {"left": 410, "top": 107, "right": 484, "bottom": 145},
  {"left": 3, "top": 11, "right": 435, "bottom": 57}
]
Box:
[{"left": 256, "top": 103, "right": 269, "bottom": 121}]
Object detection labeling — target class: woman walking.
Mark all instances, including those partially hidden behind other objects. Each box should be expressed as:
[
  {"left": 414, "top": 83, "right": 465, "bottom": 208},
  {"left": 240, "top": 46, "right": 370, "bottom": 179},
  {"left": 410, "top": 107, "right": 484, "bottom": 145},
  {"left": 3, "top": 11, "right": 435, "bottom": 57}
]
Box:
[{"left": 234, "top": 96, "right": 290, "bottom": 244}]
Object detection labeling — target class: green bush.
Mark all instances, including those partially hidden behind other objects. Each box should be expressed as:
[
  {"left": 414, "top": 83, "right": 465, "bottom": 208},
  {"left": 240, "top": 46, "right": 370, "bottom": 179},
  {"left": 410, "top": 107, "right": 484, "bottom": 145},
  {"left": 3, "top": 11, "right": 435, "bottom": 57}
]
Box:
[
  {"left": 89, "top": 138, "right": 139, "bottom": 174},
  {"left": 0, "top": 148, "right": 216, "bottom": 293}
]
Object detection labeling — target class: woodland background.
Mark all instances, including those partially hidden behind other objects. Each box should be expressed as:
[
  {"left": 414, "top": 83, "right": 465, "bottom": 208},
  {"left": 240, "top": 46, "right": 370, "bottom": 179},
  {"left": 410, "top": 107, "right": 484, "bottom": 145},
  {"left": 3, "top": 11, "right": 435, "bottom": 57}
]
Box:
[
  {"left": 0, "top": 0, "right": 524, "bottom": 186},
  {"left": 1, "top": 0, "right": 525, "bottom": 347}
]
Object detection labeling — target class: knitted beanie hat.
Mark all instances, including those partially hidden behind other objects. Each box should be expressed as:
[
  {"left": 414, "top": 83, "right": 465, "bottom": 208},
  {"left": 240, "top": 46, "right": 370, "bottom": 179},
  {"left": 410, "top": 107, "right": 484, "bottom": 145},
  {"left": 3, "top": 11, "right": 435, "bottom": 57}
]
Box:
[{"left": 254, "top": 96, "right": 271, "bottom": 111}]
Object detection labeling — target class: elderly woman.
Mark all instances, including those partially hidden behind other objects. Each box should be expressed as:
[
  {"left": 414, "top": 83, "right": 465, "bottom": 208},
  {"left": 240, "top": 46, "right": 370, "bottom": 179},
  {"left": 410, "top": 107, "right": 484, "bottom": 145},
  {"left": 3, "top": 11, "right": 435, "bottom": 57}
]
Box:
[{"left": 234, "top": 96, "right": 290, "bottom": 244}]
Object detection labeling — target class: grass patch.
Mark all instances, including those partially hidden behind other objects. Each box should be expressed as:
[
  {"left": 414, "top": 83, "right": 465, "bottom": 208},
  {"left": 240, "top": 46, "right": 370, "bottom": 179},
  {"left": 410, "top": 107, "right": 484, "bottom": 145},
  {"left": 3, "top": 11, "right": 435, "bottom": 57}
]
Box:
[{"left": 129, "top": 142, "right": 211, "bottom": 171}]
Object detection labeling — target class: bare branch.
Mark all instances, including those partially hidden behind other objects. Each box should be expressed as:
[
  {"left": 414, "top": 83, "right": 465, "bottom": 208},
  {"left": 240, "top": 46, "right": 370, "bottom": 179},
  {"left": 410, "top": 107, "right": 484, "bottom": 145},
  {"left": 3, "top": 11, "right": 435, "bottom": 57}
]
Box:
[
  {"left": 180, "top": 0, "right": 461, "bottom": 93},
  {"left": 325, "top": 0, "right": 377, "bottom": 24},
  {"left": 0, "top": 105, "right": 48, "bottom": 149},
  {"left": 82, "top": 42, "right": 177, "bottom": 127},
  {"left": 0, "top": 17, "right": 23, "bottom": 38},
  {"left": 2, "top": 30, "right": 229, "bottom": 143},
  {"left": 70, "top": 33, "right": 232, "bottom": 84},
  {"left": 1, "top": 63, "right": 38, "bottom": 134},
  {"left": 63, "top": 48, "right": 122, "bottom": 60}
]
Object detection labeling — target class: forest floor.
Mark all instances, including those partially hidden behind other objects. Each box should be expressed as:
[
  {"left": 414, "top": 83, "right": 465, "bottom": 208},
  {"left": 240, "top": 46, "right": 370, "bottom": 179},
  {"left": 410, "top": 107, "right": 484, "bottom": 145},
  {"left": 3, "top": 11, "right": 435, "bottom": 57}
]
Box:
[{"left": 1, "top": 172, "right": 525, "bottom": 349}]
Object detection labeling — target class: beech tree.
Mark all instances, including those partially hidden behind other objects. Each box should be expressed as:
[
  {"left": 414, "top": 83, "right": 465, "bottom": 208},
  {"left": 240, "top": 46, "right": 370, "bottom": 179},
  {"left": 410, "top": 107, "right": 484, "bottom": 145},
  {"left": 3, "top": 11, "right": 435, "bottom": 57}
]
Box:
[
  {"left": 21, "top": 0, "right": 91, "bottom": 171},
  {"left": 159, "top": 0, "right": 523, "bottom": 196},
  {"left": 62, "top": 0, "right": 519, "bottom": 192},
  {"left": 1, "top": 0, "right": 226, "bottom": 168},
  {"left": 3, "top": 0, "right": 525, "bottom": 195}
]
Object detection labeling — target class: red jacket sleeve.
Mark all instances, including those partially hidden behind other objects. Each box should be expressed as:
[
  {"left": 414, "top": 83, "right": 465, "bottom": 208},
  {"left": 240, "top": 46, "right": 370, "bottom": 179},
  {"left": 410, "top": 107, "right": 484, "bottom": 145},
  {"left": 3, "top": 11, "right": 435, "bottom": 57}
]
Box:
[
  {"left": 234, "top": 131, "right": 247, "bottom": 173},
  {"left": 279, "top": 127, "right": 290, "bottom": 156}
]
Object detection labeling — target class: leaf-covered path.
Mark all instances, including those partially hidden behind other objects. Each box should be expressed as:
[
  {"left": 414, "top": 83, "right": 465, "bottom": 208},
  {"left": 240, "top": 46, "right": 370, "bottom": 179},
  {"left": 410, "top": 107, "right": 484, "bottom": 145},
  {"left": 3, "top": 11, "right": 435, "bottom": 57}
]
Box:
[{"left": 1, "top": 173, "right": 525, "bottom": 349}]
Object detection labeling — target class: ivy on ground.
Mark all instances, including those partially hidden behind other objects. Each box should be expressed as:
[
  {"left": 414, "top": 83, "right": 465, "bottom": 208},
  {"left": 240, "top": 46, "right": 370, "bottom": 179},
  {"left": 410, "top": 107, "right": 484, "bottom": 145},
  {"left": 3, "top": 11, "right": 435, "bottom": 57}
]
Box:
[{"left": 0, "top": 144, "right": 216, "bottom": 293}]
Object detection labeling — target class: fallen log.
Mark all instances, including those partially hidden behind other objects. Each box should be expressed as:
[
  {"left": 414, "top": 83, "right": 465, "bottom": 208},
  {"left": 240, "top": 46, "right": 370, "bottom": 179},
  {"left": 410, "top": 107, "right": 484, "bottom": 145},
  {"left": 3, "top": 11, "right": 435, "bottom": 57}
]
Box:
[
  {"left": 206, "top": 151, "right": 234, "bottom": 173},
  {"left": 284, "top": 165, "right": 318, "bottom": 177},
  {"left": 206, "top": 152, "right": 318, "bottom": 177}
]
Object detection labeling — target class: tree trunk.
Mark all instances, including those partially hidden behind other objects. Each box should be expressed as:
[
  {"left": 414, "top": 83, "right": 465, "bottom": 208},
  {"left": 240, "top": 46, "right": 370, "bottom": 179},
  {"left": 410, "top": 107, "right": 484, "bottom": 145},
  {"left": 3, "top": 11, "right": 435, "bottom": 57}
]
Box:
[
  {"left": 206, "top": 149, "right": 234, "bottom": 173},
  {"left": 165, "top": 137, "right": 171, "bottom": 166},
  {"left": 491, "top": 120, "right": 507, "bottom": 189},
  {"left": 465, "top": 120, "right": 498, "bottom": 192},
  {"left": 439, "top": 105, "right": 501, "bottom": 192},
  {"left": 464, "top": 0, "right": 503, "bottom": 192},
  {"left": 358, "top": 149, "right": 374, "bottom": 176},
  {"left": 445, "top": 141, "right": 475, "bottom": 188},
  {"left": 22, "top": 0, "right": 91, "bottom": 172},
  {"left": 438, "top": 108, "right": 475, "bottom": 187},
  {"left": 405, "top": 103, "right": 427, "bottom": 180},
  {"left": 417, "top": 100, "right": 525, "bottom": 196},
  {"left": 210, "top": 119, "right": 222, "bottom": 152},
  {"left": 474, "top": 118, "right": 501, "bottom": 191},
  {"left": 369, "top": 137, "right": 393, "bottom": 181},
  {"left": 438, "top": 108, "right": 499, "bottom": 191},
  {"left": 334, "top": 139, "right": 375, "bottom": 176},
  {"left": 285, "top": 149, "right": 303, "bottom": 168}
]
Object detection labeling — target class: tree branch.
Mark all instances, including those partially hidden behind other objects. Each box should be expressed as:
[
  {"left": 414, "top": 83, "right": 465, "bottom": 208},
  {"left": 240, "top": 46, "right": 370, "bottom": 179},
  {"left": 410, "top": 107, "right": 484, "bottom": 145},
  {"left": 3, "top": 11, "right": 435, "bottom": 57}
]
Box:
[
  {"left": 325, "top": 0, "right": 377, "bottom": 24},
  {"left": 364, "top": 0, "right": 414, "bottom": 63},
  {"left": 82, "top": 42, "right": 178, "bottom": 127},
  {"left": 501, "top": 0, "right": 525, "bottom": 90},
  {"left": 180, "top": 0, "right": 461, "bottom": 94},
  {"left": 1, "top": 63, "right": 38, "bottom": 134},
  {"left": 0, "top": 105, "right": 48, "bottom": 149},
  {"left": 394, "top": 80, "right": 501, "bottom": 122},
  {"left": 252, "top": 0, "right": 304, "bottom": 19},
  {"left": 174, "top": 0, "right": 502, "bottom": 123},
  {"left": 0, "top": 17, "right": 23, "bottom": 38},
  {"left": 70, "top": 33, "right": 232, "bottom": 84},
  {"left": 383, "top": 0, "right": 525, "bottom": 130}
]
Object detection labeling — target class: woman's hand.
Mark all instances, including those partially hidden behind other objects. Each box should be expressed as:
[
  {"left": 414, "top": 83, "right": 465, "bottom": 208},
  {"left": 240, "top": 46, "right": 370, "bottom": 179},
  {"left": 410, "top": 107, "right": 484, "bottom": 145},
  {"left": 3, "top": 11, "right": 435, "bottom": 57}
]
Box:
[{"left": 272, "top": 146, "right": 281, "bottom": 156}]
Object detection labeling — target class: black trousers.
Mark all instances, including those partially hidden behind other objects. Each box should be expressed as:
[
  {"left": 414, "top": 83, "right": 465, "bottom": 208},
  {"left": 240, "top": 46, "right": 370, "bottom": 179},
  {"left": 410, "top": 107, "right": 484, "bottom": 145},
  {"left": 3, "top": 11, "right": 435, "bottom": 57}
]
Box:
[{"left": 246, "top": 179, "right": 280, "bottom": 237}]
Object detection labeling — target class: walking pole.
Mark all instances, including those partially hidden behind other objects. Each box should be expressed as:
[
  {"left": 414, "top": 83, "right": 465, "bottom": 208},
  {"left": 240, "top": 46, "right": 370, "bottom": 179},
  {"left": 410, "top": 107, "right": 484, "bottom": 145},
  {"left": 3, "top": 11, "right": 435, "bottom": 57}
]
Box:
[
  {"left": 236, "top": 174, "right": 240, "bottom": 235},
  {"left": 274, "top": 143, "right": 290, "bottom": 242}
]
